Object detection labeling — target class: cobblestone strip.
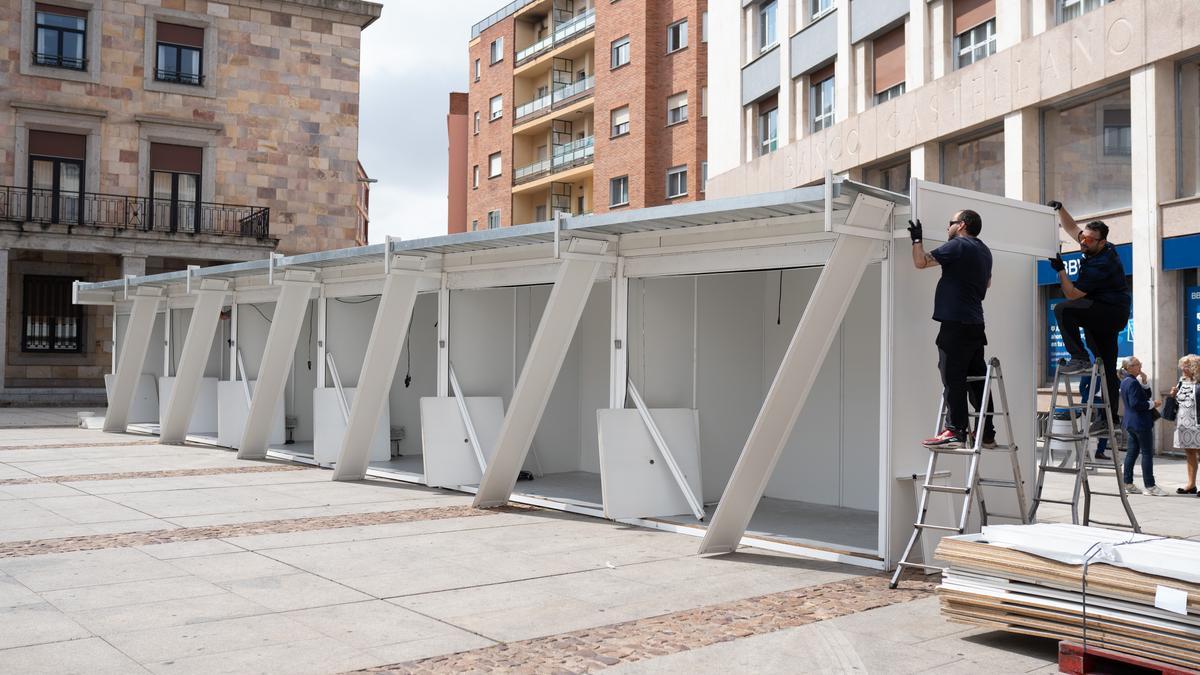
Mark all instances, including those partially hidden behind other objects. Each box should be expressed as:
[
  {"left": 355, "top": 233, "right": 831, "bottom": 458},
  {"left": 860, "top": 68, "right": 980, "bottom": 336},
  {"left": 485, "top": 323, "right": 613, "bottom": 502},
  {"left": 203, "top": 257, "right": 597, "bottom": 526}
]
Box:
[
  {"left": 0, "top": 439, "right": 162, "bottom": 451},
  {"left": 0, "top": 504, "right": 525, "bottom": 559},
  {"left": 356, "top": 573, "right": 937, "bottom": 674},
  {"left": 0, "top": 464, "right": 306, "bottom": 486}
]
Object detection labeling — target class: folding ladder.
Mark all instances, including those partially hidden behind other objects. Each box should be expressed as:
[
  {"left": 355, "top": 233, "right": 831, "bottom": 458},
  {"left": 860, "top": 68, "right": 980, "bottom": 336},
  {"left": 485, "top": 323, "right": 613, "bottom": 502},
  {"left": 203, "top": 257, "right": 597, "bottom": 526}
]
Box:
[
  {"left": 1028, "top": 359, "right": 1140, "bottom": 532},
  {"left": 889, "top": 357, "right": 1028, "bottom": 589}
]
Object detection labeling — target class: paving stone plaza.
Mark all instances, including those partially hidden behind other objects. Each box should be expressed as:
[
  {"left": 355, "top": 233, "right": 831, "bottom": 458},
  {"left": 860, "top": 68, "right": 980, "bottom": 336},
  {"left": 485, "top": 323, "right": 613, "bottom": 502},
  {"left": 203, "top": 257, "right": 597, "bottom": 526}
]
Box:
[{"left": 0, "top": 409, "right": 1196, "bottom": 673}]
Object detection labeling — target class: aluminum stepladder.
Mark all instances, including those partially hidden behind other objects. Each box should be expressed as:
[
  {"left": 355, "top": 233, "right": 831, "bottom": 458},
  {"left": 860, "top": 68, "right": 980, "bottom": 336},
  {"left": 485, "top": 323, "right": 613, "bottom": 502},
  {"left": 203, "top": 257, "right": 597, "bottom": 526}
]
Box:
[
  {"left": 889, "top": 357, "right": 1029, "bottom": 589},
  {"left": 1028, "top": 359, "right": 1140, "bottom": 532}
]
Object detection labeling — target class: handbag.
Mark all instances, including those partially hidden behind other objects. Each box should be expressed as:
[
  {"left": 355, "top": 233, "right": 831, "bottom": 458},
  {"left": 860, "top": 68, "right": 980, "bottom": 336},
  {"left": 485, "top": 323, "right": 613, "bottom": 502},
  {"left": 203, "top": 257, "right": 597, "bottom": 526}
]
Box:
[{"left": 1161, "top": 379, "right": 1182, "bottom": 422}]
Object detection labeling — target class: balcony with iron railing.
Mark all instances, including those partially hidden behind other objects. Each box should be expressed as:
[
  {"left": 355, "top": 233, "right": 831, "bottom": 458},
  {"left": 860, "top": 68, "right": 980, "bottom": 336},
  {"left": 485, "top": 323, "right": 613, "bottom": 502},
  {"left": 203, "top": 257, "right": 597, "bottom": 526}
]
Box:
[
  {"left": 514, "top": 74, "right": 595, "bottom": 124},
  {"left": 513, "top": 135, "right": 594, "bottom": 185},
  {"left": 514, "top": 8, "right": 595, "bottom": 65},
  {"left": 0, "top": 185, "right": 270, "bottom": 238}
]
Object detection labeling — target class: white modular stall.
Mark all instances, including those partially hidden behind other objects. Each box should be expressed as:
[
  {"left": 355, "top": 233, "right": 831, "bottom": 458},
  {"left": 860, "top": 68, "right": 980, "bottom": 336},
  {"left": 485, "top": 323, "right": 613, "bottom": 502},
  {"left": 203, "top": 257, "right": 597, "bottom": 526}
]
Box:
[{"left": 80, "top": 177, "right": 1056, "bottom": 569}]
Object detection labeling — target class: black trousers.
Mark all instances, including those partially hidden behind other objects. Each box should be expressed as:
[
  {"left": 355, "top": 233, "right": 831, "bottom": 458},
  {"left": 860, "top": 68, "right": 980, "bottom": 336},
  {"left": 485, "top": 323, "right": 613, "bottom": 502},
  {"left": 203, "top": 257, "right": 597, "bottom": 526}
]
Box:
[
  {"left": 936, "top": 321, "right": 995, "bottom": 439},
  {"left": 1053, "top": 298, "right": 1127, "bottom": 419}
]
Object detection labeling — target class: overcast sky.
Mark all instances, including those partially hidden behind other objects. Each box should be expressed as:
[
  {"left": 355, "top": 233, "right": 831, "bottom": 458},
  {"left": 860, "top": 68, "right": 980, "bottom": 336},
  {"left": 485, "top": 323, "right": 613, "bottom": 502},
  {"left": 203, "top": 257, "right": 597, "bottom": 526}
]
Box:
[{"left": 357, "top": 1, "right": 499, "bottom": 243}]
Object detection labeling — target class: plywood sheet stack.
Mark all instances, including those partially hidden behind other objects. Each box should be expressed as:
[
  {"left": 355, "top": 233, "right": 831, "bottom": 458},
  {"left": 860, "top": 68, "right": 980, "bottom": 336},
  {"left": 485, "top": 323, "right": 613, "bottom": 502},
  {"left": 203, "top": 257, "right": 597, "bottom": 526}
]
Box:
[{"left": 934, "top": 523, "right": 1200, "bottom": 671}]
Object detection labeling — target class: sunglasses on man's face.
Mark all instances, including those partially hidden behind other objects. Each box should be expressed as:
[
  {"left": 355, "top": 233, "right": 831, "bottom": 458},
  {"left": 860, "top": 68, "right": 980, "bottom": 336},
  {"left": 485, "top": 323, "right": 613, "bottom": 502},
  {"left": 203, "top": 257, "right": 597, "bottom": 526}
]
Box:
[{"left": 948, "top": 219, "right": 963, "bottom": 226}]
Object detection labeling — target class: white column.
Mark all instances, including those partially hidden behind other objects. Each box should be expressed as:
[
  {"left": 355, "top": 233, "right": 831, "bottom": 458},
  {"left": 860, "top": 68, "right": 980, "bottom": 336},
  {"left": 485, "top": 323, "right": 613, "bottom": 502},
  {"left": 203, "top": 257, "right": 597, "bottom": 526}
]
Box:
[
  {"left": 472, "top": 238, "right": 608, "bottom": 507},
  {"left": 238, "top": 273, "right": 317, "bottom": 459},
  {"left": 0, "top": 249, "right": 8, "bottom": 390},
  {"left": 159, "top": 279, "right": 228, "bottom": 443},
  {"left": 436, "top": 275, "right": 449, "bottom": 397},
  {"left": 928, "top": 0, "right": 949, "bottom": 81},
  {"left": 332, "top": 272, "right": 420, "bottom": 481},
  {"left": 906, "top": 0, "right": 929, "bottom": 89},
  {"left": 910, "top": 143, "right": 939, "bottom": 180},
  {"left": 609, "top": 257, "right": 628, "bottom": 409},
  {"left": 1003, "top": 109, "right": 1039, "bottom": 201},
  {"left": 776, "top": 0, "right": 794, "bottom": 147},
  {"left": 1130, "top": 63, "right": 1177, "bottom": 445},
  {"left": 834, "top": 0, "right": 854, "bottom": 123},
  {"left": 103, "top": 286, "right": 162, "bottom": 432},
  {"left": 995, "top": 0, "right": 1028, "bottom": 50},
  {"left": 1029, "top": 0, "right": 1050, "bottom": 36}
]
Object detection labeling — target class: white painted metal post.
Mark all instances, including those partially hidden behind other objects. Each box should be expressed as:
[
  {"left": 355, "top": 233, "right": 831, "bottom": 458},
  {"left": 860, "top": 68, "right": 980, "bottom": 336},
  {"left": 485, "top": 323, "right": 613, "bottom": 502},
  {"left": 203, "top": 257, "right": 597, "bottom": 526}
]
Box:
[
  {"left": 160, "top": 279, "right": 229, "bottom": 443},
  {"left": 332, "top": 272, "right": 420, "bottom": 480},
  {"left": 699, "top": 235, "right": 880, "bottom": 554},
  {"left": 473, "top": 238, "right": 608, "bottom": 507},
  {"left": 238, "top": 274, "right": 317, "bottom": 459},
  {"left": 436, "top": 274, "right": 449, "bottom": 397},
  {"left": 104, "top": 287, "right": 163, "bottom": 432},
  {"left": 609, "top": 257, "right": 628, "bottom": 409}
]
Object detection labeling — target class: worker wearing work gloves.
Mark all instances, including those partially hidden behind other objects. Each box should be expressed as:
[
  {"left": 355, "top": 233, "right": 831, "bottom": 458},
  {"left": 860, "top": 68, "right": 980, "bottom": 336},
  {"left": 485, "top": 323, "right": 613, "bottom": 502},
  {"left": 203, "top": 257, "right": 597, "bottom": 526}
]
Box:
[
  {"left": 1046, "top": 200, "right": 1130, "bottom": 429},
  {"left": 909, "top": 212, "right": 995, "bottom": 449}
]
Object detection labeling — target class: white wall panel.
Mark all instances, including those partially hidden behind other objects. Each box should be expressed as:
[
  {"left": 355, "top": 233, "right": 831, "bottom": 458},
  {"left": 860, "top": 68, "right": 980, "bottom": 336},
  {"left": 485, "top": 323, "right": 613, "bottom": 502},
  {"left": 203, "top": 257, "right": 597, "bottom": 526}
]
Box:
[{"left": 389, "top": 293, "right": 439, "bottom": 456}]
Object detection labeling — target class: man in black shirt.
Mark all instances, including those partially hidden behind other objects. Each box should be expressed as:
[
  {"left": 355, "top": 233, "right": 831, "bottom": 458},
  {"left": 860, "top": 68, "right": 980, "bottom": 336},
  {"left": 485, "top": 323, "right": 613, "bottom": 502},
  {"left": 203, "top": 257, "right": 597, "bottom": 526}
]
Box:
[
  {"left": 909, "top": 210, "right": 995, "bottom": 449},
  {"left": 1046, "top": 201, "right": 1131, "bottom": 423}
]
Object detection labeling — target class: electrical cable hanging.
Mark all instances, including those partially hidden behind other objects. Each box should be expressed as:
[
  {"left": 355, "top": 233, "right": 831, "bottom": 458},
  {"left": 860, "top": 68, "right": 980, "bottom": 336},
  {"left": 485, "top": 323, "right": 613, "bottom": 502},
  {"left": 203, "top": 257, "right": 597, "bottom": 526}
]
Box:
[
  {"left": 247, "top": 303, "right": 272, "bottom": 324},
  {"left": 333, "top": 295, "right": 380, "bottom": 304},
  {"left": 777, "top": 269, "right": 783, "bottom": 325}
]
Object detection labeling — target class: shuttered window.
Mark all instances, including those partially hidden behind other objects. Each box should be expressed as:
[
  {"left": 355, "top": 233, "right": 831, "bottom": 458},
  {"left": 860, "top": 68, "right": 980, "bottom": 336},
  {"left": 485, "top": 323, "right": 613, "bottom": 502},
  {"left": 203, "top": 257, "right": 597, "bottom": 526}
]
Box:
[
  {"left": 873, "top": 26, "right": 905, "bottom": 96},
  {"left": 952, "top": 0, "right": 995, "bottom": 35},
  {"left": 22, "top": 276, "right": 83, "bottom": 353},
  {"left": 29, "top": 130, "right": 86, "bottom": 159}
]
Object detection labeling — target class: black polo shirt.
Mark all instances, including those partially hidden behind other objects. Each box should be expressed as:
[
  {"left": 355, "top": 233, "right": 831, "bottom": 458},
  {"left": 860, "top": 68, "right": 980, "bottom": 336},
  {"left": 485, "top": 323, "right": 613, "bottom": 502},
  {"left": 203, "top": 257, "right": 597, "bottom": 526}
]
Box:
[
  {"left": 1075, "top": 242, "right": 1130, "bottom": 308},
  {"left": 929, "top": 236, "right": 991, "bottom": 324}
]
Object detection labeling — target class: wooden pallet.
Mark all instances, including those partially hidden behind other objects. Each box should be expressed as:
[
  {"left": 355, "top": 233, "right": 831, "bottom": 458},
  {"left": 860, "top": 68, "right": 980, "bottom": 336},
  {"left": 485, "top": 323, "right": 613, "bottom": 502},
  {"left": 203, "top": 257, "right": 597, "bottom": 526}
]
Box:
[{"left": 1059, "top": 641, "right": 1199, "bottom": 675}]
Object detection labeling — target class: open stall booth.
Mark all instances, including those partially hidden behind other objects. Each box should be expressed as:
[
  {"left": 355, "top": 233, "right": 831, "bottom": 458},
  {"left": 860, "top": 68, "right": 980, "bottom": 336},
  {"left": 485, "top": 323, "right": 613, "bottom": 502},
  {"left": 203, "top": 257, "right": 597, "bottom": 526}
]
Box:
[{"left": 78, "top": 177, "right": 1057, "bottom": 569}]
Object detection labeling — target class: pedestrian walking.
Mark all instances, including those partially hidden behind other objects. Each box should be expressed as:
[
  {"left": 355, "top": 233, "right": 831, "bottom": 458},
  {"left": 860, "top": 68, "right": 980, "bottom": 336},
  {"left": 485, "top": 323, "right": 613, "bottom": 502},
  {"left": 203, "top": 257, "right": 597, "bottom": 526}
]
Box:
[
  {"left": 1046, "top": 201, "right": 1130, "bottom": 429},
  {"left": 908, "top": 210, "right": 995, "bottom": 449},
  {"left": 1171, "top": 354, "right": 1200, "bottom": 496},
  {"left": 1119, "top": 357, "right": 1164, "bottom": 496}
]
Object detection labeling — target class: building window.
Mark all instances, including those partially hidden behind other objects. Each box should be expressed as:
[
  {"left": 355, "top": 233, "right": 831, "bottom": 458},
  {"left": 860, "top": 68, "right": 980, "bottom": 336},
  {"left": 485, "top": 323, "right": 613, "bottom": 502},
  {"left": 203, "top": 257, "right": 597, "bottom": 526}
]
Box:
[
  {"left": 155, "top": 22, "right": 204, "bottom": 85},
  {"left": 702, "top": 11, "right": 708, "bottom": 42},
  {"left": 667, "top": 92, "right": 688, "bottom": 125},
  {"left": 150, "top": 142, "right": 202, "bottom": 233},
  {"left": 473, "top": 111, "right": 480, "bottom": 134},
  {"left": 489, "top": 36, "right": 503, "bottom": 64},
  {"left": 27, "top": 130, "right": 85, "bottom": 225},
  {"left": 758, "top": 1, "right": 777, "bottom": 52},
  {"left": 611, "top": 106, "right": 630, "bottom": 137},
  {"left": 701, "top": 87, "right": 708, "bottom": 117},
  {"left": 1102, "top": 108, "right": 1131, "bottom": 156},
  {"left": 1042, "top": 87, "right": 1132, "bottom": 216},
  {"left": 487, "top": 209, "right": 500, "bottom": 228},
  {"left": 955, "top": 18, "right": 996, "bottom": 69},
  {"left": 873, "top": 26, "right": 905, "bottom": 105},
  {"left": 474, "top": 58, "right": 480, "bottom": 81},
  {"left": 758, "top": 100, "right": 778, "bottom": 156},
  {"left": 472, "top": 165, "right": 480, "bottom": 189},
  {"left": 1058, "top": 0, "right": 1110, "bottom": 23},
  {"left": 701, "top": 161, "right": 707, "bottom": 192},
  {"left": 611, "top": 36, "right": 630, "bottom": 68},
  {"left": 942, "top": 128, "right": 1005, "bottom": 197},
  {"left": 610, "top": 176, "right": 629, "bottom": 207},
  {"left": 488, "top": 152, "right": 501, "bottom": 178},
  {"left": 471, "top": 219, "right": 479, "bottom": 231},
  {"left": 34, "top": 6, "right": 87, "bottom": 70},
  {"left": 22, "top": 276, "right": 83, "bottom": 353},
  {"left": 811, "top": 0, "right": 833, "bottom": 20},
  {"left": 810, "top": 71, "right": 835, "bottom": 132},
  {"left": 864, "top": 160, "right": 911, "bottom": 194},
  {"left": 667, "top": 20, "right": 687, "bottom": 53},
  {"left": 666, "top": 165, "right": 688, "bottom": 198},
  {"left": 489, "top": 94, "right": 503, "bottom": 120}
]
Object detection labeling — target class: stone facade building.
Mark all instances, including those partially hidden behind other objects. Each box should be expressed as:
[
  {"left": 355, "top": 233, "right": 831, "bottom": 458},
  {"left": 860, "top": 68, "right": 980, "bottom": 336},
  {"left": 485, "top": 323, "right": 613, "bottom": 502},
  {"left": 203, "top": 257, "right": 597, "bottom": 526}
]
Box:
[
  {"left": 454, "top": 0, "right": 708, "bottom": 231},
  {"left": 707, "top": 0, "right": 1200, "bottom": 450},
  {"left": 0, "top": 0, "right": 380, "bottom": 402}
]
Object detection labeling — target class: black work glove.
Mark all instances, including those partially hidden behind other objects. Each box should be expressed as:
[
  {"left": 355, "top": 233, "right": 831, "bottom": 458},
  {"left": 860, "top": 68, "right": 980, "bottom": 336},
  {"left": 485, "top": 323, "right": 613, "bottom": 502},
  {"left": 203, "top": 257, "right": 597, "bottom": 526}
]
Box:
[
  {"left": 1046, "top": 200, "right": 1062, "bottom": 212},
  {"left": 1049, "top": 254, "right": 1065, "bottom": 272},
  {"left": 906, "top": 219, "right": 923, "bottom": 244}
]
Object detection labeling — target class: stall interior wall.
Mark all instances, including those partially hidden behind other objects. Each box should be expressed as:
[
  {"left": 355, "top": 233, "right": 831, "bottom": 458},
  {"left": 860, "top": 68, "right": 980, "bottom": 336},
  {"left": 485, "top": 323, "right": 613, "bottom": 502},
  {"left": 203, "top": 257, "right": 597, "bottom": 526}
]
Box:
[
  {"left": 388, "top": 293, "right": 439, "bottom": 457},
  {"left": 235, "top": 300, "right": 318, "bottom": 442},
  {"left": 169, "top": 308, "right": 225, "bottom": 380},
  {"left": 449, "top": 282, "right": 611, "bottom": 475},
  {"left": 887, "top": 250, "right": 1039, "bottom": 561},
  {"left": 627, "top": 265, "right": 882, "bottom": 511},
  {"left": 113, "top": 311, "right": 166, "bottom": 379}
]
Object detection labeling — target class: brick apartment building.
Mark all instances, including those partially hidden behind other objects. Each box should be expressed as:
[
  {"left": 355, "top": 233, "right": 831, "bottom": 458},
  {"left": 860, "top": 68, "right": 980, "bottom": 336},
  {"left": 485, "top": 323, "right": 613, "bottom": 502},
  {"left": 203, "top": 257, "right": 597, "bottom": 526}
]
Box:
[
  {"left": 0, "top": 0, "right": 380, "bottom": 403},
  {"left": 449, "top": 0, "right": 708, "bottom": 232}
]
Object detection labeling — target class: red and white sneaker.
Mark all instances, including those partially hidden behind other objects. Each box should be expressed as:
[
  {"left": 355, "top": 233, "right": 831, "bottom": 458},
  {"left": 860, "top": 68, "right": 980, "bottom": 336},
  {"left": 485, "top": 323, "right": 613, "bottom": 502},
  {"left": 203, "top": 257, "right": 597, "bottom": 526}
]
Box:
[{"left": 922, "top": 429, "right": 965, "bottom": 448}]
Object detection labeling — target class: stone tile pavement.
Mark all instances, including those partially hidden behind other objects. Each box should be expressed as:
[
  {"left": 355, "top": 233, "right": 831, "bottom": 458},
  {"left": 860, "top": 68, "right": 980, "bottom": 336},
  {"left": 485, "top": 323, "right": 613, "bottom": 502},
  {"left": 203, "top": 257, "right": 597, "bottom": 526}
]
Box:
[{"left": 1, "top": 419, "right": 1191, "bottom": 674}]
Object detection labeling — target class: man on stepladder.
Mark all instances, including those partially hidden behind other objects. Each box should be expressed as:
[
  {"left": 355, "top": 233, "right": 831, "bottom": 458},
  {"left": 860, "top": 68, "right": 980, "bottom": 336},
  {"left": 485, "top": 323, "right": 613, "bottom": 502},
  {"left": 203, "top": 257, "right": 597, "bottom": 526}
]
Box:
[
  {"left": 908, "top": 211, "right": 995, "bottom": 449},
  {"left": 1045, "top": 201, "right": 1130, "bottom": 428}
]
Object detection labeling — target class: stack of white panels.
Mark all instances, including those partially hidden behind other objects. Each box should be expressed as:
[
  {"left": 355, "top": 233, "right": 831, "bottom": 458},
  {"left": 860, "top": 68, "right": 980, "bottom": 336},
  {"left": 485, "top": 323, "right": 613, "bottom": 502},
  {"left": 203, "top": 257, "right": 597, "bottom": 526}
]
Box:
[{"left": 936, "top": 523, "right": 1200, "bottom": 671}]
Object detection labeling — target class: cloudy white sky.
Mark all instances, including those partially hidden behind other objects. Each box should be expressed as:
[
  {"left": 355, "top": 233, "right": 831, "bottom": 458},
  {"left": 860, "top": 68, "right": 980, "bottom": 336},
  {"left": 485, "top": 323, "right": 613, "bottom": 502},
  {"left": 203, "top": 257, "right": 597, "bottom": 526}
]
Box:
[{"left": 357, "top": 1, "right": 499, "bottom": 243}]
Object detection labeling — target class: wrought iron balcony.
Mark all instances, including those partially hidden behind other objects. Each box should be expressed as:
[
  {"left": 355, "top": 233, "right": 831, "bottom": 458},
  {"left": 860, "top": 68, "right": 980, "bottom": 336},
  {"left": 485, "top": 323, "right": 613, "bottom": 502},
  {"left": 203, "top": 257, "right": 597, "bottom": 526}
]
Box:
[
  {"left": 0, "top": 185, "right": 270, "bottom": 238},
  {"left": 514, "top": 7, "right": 595, "bottom": 65},
  {"left": 155, "top": 69, "right": 204, "bottom": 86},
  {"left": 32, "top": 51, "right": 86, "bottom": 70}
]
